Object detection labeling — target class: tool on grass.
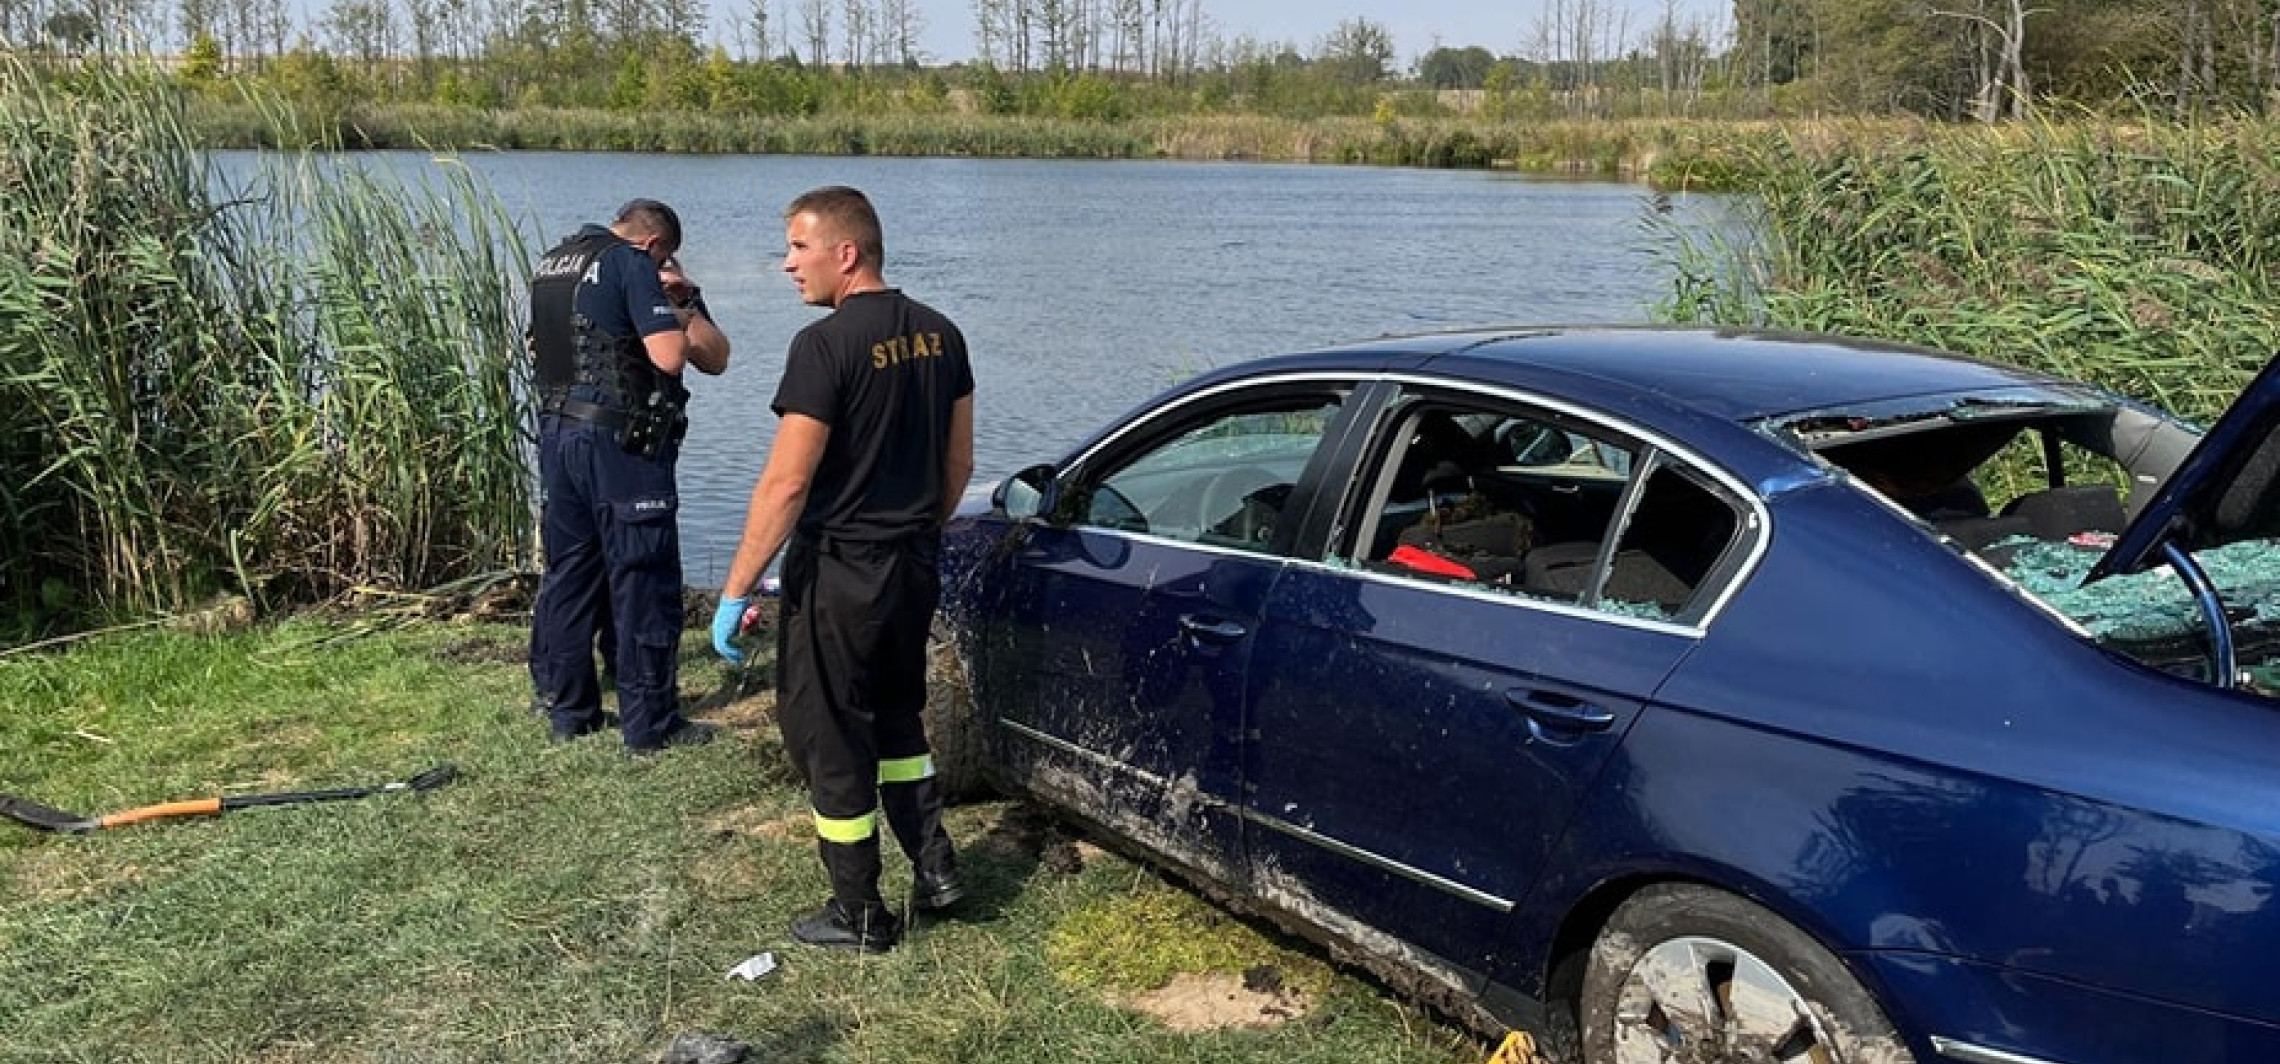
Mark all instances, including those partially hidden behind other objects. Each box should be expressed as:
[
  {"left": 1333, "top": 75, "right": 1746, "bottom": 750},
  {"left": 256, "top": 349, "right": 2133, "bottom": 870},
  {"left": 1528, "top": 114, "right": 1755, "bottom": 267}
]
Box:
[{"left": 0, "top": 763, "right": 459, "bottom": 834}]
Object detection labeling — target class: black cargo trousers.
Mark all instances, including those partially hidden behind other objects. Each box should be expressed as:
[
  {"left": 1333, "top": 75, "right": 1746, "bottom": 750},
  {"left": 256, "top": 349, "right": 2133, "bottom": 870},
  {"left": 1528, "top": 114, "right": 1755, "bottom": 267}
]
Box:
[{"left": 774, "top": 528, "right": 948, "bottom": 911}]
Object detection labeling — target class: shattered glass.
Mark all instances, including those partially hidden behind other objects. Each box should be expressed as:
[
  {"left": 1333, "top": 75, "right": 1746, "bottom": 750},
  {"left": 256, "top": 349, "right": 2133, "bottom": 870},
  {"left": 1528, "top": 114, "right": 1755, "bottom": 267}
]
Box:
[{"left": 1991, "top": 536, "right": 2280, "bottom": 688}]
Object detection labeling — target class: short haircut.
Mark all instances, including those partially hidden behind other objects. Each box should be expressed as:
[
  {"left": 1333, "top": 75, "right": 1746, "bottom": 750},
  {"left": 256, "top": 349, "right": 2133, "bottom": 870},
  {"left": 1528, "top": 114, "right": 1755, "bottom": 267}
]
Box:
[
  {"left": 615, "top": 198, "right": 683, "bottom": 255},
  {"left": 786, "top": 186, "right": 884, "bottom": 269}
]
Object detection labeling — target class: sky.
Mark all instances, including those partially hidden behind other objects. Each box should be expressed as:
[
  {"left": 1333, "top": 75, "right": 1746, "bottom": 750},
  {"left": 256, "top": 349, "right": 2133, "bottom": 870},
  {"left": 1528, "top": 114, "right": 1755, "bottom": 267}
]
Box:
[{"left": 722, "top": 0, "right": 1735, "bottom": 69}]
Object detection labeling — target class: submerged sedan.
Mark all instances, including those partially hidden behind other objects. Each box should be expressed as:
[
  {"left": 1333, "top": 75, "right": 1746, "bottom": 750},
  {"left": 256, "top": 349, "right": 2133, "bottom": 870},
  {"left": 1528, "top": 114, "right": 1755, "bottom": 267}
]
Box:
[{"left": 927, "top": 326, "right": 2280, "bottom": 1064}]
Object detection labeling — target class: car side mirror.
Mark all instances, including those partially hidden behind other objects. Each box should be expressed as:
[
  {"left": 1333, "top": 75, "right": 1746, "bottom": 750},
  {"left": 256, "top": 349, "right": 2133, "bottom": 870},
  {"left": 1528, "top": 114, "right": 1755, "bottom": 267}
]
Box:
[{"left": 996, "top": 463, "right": 1060, "bottom": 521}]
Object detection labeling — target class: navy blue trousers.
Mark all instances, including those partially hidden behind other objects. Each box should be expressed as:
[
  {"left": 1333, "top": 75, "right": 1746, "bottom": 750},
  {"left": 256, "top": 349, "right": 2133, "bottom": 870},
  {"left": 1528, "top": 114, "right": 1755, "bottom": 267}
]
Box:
[{"left": 529, "top": 417, "right": 689, "bottom": 748}]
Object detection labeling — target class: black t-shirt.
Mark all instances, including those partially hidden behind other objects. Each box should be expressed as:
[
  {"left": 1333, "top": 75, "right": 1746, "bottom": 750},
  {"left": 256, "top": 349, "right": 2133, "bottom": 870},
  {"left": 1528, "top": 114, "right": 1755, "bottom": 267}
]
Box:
[{"left": 772, "top": 290, "right": 974, "bottom": 540}]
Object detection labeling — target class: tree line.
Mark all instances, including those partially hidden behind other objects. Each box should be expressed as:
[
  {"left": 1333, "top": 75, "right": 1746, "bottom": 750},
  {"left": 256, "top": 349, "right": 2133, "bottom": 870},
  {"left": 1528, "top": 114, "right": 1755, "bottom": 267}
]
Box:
[{"left": 1, "top": 0, "right": 2271, "bottom": 126}]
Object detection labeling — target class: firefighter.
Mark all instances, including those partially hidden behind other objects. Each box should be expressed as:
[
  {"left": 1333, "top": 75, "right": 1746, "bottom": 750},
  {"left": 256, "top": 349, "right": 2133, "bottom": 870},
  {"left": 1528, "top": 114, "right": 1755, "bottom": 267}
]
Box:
[{"left": 712, "top": 186, "right": 975, "bottom": 952}]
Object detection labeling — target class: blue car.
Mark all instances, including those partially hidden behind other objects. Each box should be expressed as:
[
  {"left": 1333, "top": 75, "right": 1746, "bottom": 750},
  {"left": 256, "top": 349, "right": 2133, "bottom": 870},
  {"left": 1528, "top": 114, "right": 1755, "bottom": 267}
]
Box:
[{"left": 928, "top": 326, "right": 2280, "bottom": 1064}]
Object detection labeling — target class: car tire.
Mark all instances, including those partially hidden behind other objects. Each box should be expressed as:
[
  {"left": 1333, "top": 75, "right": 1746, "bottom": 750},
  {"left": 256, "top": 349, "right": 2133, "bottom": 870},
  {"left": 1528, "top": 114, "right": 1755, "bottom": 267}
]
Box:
[
  {"left": 1580, "top": 883, "right": 1915, "bottom": 1064},
  {"left": 923, "top": 618, "right": 993, "bottom": 804}
]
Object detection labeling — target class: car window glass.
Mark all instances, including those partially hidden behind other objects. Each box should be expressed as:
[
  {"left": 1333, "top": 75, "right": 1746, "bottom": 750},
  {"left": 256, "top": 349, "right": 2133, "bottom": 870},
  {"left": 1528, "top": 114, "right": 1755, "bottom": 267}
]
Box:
[
  {"left": 1805, "top": 408, "right": 2280, "bottom": 687},
  {"left": 1607, "top": 462, "right": 1745, "bottom": 619},
  {"left": 1074, "top": 399, "right": 1339, "bottom": 555},
  {"left": 1885, "top": 422, "right": 2280, "bottom": 690},
  {"left": 1343, "top": 397, "right": 1750, "bottom": 622},
  {"left": 1353, "top": 403, "right": 1638, "bottom": 603}
]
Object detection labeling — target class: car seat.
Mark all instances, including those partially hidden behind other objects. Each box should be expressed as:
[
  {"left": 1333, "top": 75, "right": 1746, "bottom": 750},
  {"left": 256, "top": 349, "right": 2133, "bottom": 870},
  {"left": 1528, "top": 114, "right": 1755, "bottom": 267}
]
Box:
[
  {"left": 2001, "top": 483, "right": 2127, "bottom": 540},
  {"left": 1521, "top": 540, "right": 1689, "bottom": 611}
]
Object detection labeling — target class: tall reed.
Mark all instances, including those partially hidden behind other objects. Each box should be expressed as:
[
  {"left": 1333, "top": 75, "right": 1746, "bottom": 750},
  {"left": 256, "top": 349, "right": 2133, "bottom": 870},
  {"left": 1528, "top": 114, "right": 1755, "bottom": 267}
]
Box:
[
  {"left": 1654, "top": 115, "right": 2280, "bottom": 428},
  {"left": 1, "top": 58, "right": 532, "bottom": 635},
  {"left": 187, "top": 96, "right": 1723, "bottom": 176}
]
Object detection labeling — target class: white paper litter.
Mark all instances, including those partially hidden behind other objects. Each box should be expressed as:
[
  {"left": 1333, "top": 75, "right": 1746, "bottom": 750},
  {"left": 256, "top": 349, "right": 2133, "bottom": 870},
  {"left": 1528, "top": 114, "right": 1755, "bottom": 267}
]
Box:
[{"left": 725, "top": 952, "right": 777, "bottom": 982}]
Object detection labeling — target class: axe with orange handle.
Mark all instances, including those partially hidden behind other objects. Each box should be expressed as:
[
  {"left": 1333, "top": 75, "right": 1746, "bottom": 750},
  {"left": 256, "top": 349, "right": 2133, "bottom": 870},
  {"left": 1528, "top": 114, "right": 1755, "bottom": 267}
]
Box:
[{"left": 0, "top": 763, "right": 457, "bottom": 834}]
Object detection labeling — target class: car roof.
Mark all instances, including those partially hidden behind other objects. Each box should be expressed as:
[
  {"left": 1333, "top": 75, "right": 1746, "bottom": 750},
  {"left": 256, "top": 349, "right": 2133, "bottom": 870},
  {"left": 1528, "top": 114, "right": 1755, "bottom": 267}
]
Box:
[{"left": 1223, "top": 325, "right": 2080, "bottom": 425}]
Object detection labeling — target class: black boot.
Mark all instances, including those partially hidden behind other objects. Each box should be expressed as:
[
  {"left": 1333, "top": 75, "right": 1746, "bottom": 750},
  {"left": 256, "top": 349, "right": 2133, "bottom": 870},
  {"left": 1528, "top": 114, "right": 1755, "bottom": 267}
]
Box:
[
  {"left": 882, "top": 777, "right": 964, "bottom": 913},
  {"left": 791, "top": 836, "right": 901, "bottom": 953}
]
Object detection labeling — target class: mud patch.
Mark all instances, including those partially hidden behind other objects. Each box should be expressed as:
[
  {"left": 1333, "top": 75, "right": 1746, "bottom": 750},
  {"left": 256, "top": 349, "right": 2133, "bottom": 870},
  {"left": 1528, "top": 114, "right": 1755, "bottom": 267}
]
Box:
[
  {"left": 968, "top": 801, "right": 1091, "bottom": 875},
  {"left": 685, "top": 845, "right": 779, "bottom": 903},
  {"left": 1119, "top": 968, "right": 1312, "bottom": 1032},
  {"left": 695, "top": 805, "right": 807, "bottom": 842},
  {"left": 687, "top": 680, "right": 775, "bottom": 730},
  {"left": 431, "top": 634, "right": 522, "bottom": 665},
  {"left": 1047, "top": 870, "right": 1337, "bottom": 1032}
]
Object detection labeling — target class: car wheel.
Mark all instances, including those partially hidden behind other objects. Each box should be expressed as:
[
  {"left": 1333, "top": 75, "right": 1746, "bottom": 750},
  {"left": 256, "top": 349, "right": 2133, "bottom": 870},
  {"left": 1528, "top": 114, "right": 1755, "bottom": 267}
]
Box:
[
  {"left": 1580, "top": 884, "right": 1915, "bottom": 1064},
  {"left": 923, "top": 617, "right": 993, "bottom": 803}
]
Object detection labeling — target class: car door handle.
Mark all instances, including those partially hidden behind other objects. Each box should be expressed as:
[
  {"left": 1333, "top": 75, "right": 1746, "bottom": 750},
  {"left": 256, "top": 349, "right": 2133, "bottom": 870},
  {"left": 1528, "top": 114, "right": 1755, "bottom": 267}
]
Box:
[
  {"left": 1506, "top": 689, "right": 1617, "bottom": 733},
  {"left": 1178, "top": 615, "right": 1248, "bottom": 644}
]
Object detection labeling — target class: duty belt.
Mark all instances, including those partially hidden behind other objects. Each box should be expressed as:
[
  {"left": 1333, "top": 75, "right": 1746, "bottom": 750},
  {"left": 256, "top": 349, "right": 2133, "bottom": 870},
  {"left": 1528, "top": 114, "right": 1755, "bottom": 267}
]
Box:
[{"left": 542, "top": 396, "right": 629, "bottom": 430}]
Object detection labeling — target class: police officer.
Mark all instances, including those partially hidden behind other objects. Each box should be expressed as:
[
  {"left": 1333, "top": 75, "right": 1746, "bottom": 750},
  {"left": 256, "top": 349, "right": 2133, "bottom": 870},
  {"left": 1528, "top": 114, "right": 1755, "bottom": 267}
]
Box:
[
  {"left": 711, "top": 186, "right": 974, "bottom": 953},
  {"left": 529, "top": 198, "right": 730, "bottom": 753}
]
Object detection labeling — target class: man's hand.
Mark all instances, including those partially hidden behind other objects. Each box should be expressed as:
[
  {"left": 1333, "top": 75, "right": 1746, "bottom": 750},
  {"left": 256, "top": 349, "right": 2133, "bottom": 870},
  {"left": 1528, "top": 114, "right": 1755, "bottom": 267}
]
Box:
[
  {"left": 660, "top": 258, "right": 701, "bottom": 309},
  {"left": 711, "top": 595, "right": 750, "bottom": 664}
]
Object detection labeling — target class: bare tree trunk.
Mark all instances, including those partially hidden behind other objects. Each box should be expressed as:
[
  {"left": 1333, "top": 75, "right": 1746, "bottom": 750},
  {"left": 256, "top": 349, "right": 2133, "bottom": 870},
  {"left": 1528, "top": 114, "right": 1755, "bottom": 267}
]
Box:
[
  {"left": 2175, "top": 0, "right": 2202, "bottom": 120},
  {"left": 1010, "top": 0, "right": 1030, "bottom": 72},
  {"left": 839, "top": 0, "right": 866, "bottom": 67},
  {"left": 262, "top": 0, "right": 287, "bottom": 60},
  {"left": 1569, "top": 0, "right": 1596, "bottom": 118},
  {"left": 1034, "top": 0, "right": 1058, "bottom": 70},
  {"left": 1107, "top": 0, "right": 1138, "bottom": 73},
  {"left": 1998, "top": 0, "right": 2030, "bottom": 118},
  {"left": 798, "top": 0, "right": 828, "bottom": 66},
  {"left": 2268, "top": 0, "right": 2280, "bottom": 110},
  {"left": 738, "top": 0, "right": 771, "bottom": 60},
  {"left": 1932, "top": 0, "right": 2037, "bottom": 122},
  {"left": 971, "top": 0, "right": 1003, "bottom": 67}
]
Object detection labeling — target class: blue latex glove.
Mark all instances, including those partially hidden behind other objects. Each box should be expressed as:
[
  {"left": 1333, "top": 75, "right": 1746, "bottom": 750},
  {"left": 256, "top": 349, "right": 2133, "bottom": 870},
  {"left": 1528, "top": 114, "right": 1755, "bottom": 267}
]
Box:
[{"left": 711, "top": 595, "right": 750, "bottom": 664}]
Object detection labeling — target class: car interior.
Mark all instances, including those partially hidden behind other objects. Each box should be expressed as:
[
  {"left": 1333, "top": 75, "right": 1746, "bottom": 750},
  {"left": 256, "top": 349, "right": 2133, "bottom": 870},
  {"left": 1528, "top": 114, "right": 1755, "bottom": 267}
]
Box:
[
  {"left": 1819, "top": 418, "right": 2133, "bottom": 561},
  {"left": 1072, "top": 400, "right": 1338, "bottom": 553},
  {"left": 1357, "top": 407, "right": 1742, "bottom": 620},
  {"left": 1813, "top": 409, "right": 2280, "bottom": 688}
]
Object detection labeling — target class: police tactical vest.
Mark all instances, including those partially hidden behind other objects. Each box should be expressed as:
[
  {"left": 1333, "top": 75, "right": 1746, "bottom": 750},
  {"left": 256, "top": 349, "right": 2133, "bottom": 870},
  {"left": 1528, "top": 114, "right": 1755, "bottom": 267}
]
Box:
[{"left": 529, "top": 230, "right": 668, "bottom": 410}]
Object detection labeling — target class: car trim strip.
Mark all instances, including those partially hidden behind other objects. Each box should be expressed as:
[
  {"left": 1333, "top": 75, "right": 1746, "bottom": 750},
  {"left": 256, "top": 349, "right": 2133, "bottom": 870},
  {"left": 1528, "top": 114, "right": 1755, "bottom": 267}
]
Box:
[
  {"left": 999, "top": 718, "right": 1517, "bottom": 914},
  {"left": 1056, "top": 519, "right": 1710, "bottom": 639},
  {"left": 1057, "top": 370, "right": 1368, "bottom": 477},
  {"left": 1241, "top": 806, "right": 1518, "bottom": 913},
  {"left": 996, "top": 719, "right": 1228, "bottom": 807},
  {"left": 1323, "top": 561, "right": 1704, "bottom": 634},
  {"left": 1929, "top": 1036, "right": 2074, "bottom": 1064}
]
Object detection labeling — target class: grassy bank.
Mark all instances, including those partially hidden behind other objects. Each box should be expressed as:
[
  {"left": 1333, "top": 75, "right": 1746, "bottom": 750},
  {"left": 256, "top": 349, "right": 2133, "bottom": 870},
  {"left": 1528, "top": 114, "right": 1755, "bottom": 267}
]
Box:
[
  {"left": 0, "top": 612, "right": 1490, "bottom": 1063},
  {"left": 190, "top": 95, "right": 1735, "bottom": 181}
]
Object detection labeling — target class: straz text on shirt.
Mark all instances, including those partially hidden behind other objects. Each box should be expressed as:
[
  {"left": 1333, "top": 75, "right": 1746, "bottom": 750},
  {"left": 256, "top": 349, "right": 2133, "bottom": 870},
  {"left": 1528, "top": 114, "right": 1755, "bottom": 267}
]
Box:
[{"left": 871, "top": 332, "right": 946, "bottom": 370}]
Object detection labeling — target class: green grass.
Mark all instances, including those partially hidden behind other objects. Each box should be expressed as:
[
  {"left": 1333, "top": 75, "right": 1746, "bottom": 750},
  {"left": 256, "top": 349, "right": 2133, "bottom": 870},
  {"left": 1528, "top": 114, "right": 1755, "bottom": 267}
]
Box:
[{"left": 0, "top": 617, "right": 1490, "bottom": 1064}]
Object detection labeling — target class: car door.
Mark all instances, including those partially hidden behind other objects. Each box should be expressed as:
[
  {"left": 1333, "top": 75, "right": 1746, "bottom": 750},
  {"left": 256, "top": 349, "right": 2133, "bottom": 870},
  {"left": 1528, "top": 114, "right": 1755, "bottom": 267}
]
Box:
[
  {"left": 1242, "top": 384, "right": 1757, "bottom": 988},
  {"left": 985, "top": 381, "right": 1356, "bottom": 885}
]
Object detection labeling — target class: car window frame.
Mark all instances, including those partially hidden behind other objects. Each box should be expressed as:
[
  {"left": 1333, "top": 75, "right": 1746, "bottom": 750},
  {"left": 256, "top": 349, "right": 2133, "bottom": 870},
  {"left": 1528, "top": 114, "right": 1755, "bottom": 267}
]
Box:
[
  {"left": 1317, "top": 376, "right": 1769, "bottom": 631},
  {"left": 1046, "top": 373, "right": 1366, "bottom": 561}
]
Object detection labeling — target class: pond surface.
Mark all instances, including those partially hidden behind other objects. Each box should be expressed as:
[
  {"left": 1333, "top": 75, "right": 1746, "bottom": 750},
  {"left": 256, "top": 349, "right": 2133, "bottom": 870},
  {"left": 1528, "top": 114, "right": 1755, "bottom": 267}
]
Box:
[{"left": 225, "top": 151, "right": 1733, "bottom": 587}]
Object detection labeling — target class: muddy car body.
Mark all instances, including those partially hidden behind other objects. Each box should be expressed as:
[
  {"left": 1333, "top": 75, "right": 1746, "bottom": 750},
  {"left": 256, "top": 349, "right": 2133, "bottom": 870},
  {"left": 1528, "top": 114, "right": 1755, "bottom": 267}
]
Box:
[{"left": 931, "top": 327, "right": 2280, "bottom": 1064}]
